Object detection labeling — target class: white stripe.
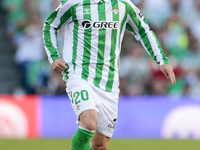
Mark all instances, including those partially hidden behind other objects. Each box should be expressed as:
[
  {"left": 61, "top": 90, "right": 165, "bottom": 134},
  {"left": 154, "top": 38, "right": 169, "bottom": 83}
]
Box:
[
  {"left": 126, "top": 2, "right": 150, "bottom": 40},
  {"left": 140, "top": 39, "right": 150, "bottom": 55},
  {"left": 99, "top": 2, "right": 113, "bottom": 89},
  {"left": 146, "top": 31, "right": 163, "bottom": 63},
  {"left": 63, "top": 17, "right": 73, "bottom": 63},
  {"left": 75, "top": 4, "right": 84, "bottom": 76},
  {"left": 51, "top": 0, "right": 79, "bottom": 29},
  {"left": 112, "top": 2, "right": 125, "bottom": 91},
  {"left": 44, "top": 45, "right": 53, "bottom": 64},
  {"left": 90, "top": 143, "right": 94, "bottom": 150},
  {"left": 88, "top": 1, "right": 99, "bottom": 83},
  {"left": 43, "top": 23, "right": 60, "bottom": 64},
  {"left": 63, "top": 17, "right": 73, "bottom": 79},
  {"left": 160, "top": 60, "right": 164, "bottom": 66},
  {"left": 43, "top": 24, "right": 54, "bottom": 64},
  {"left": 48, "top": 3, "right": 73, "bottom": 55},
  {"left": 127, "top": 14, "right": 141, "bottom": 40},
  {"left": 49, "top": 26, "right": 60, "bottom": 57}
]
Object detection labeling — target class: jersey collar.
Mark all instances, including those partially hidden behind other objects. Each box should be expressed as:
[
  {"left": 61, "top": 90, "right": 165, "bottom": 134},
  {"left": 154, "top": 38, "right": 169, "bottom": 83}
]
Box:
[
  {"left": 104, "top": 0, "right": 110, "bottom": 3},
  {"left": 92, "top": 0, "right": 110, "bottom": 3}
]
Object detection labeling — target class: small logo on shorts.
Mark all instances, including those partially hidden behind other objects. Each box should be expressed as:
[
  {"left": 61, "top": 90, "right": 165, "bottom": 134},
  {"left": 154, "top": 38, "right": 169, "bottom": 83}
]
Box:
[
  {"left": 77, "top": 105, "right": 81, "bottom": 110},
  {"left": 108, "top": 118, "right": 117, "bottom": 129}
]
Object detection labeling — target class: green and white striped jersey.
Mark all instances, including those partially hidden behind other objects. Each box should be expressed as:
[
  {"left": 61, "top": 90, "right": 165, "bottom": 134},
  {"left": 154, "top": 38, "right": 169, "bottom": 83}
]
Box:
[{"left": 43, "top": 0, "right": 169, "bottom": 92}]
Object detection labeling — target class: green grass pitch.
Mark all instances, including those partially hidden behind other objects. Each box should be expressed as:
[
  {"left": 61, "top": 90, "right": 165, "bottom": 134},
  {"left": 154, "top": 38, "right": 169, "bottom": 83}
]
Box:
[{"left": 0, "top": 139, "right": 200, "bottom": 150}]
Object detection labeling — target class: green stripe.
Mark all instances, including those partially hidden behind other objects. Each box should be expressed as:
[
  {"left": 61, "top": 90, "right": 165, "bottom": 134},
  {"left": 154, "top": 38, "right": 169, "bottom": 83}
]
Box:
[
  {"left": 72, "top": 4, "right": 80, "bottom": 71},
  {"left": 132, "top": 15, "right": 157, "bottom": 62},
  {"left": 56, "top": 7, "right": 74, "bottom": 30},
  {"left": 44, "top": 10, "right": 60, "bottom": 61},
  {"left": 61, "top": 0, "right": 68, "bottom": 5},
  {"left": 93, "top": 2, "right": 106, "bottom": 87},
  {"left": 81, "top": 1, "right": 92, "bottom": 80},
  {"left": 142, "top": 34, "right": 156, "bottom": 61},
  {"left": 121, "top": 0, "right": 136, "bottom": 35},
  {"left": 124, "top": 4, "right": 154, "bottom": 60},
  {"left": 126, "top": 23, "right": 136, "bottom": 35},
  {"left": 122, "top": 1, "right": 144, "bottom": 37},
  {"left": 64, "top": 63, "right": 70, "bottom": 80},
  {"left": 106, "top": 0, "right": 119, "bottom": 92},
  {"left": 118, "top": 4, "right": 127, "bottom": 82}
]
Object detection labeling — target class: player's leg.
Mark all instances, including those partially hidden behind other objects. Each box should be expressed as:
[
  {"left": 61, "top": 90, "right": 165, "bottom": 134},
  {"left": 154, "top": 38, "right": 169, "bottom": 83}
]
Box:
[
  {"left": 79, "top": 109, "right": 98, "bottom": 130},
  {"left": 89, "top": 86, "right": 119, "bottom": 150},
  {"left": 71, "top": 109, "right": 98, "bottom": 150},
  {"left": 66, "top": 78, "right": 99, "bottom": 150},
  {"left": 90, "top": 131, "right": 110, "bottom": 150}
]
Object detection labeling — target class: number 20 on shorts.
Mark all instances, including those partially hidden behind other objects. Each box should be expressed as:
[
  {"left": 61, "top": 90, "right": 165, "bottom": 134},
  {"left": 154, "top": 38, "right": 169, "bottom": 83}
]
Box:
[{"left": 68, "top": 90, "right": 89, "bottom": 105}]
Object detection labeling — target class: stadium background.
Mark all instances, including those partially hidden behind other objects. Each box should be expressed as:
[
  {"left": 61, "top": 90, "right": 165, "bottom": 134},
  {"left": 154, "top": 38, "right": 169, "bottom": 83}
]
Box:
[{"left": 0, "top": 0, "right": 200, "bottom": 149}]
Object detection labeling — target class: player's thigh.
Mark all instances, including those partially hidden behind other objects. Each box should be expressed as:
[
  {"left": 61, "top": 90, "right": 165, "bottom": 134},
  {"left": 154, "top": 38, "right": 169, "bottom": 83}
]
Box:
[
  {"left": 79, "top": 109, "right": 98, "bottom": 131},
  {"left": 94, "top": 87, "right": 119, "bottom": 138},
  {"left": 66, "top": 78, "right": 98, "bottom": 119},
  {"left": 91, "top": 131, "right": 110, "bottom": 149}
]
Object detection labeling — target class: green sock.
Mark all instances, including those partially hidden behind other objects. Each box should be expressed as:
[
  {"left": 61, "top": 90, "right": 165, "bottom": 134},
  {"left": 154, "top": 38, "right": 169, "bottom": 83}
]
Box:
[{"left": 71, "top": 127, "right": 94, "bottom": 150}]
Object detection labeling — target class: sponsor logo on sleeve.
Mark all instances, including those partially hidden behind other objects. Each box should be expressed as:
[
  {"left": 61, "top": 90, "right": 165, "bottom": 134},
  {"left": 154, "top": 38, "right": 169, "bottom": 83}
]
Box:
[{"left": 139, "top": 12, "right": 143, "bottom": 18}]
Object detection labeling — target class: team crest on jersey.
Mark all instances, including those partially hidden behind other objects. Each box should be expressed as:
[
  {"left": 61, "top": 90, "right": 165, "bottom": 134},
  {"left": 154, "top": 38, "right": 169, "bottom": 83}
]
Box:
[{"left": 112, "top": 7, "right": 119, "bottom": 15}]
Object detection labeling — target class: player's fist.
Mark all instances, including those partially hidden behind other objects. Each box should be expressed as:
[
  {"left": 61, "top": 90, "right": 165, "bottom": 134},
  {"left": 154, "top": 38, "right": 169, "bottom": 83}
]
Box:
[
  {"left": 52, "top": 58, "right": 68, "bottom": 73},
  {"left": 160, "top": 64, "right": 176, "bottom": 85}
]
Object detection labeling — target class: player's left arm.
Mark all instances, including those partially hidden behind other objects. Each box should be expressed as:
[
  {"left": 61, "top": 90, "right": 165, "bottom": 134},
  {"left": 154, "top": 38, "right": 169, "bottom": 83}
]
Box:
[{"left": 124, "top": 1, "right": 176, "bottom": 85}]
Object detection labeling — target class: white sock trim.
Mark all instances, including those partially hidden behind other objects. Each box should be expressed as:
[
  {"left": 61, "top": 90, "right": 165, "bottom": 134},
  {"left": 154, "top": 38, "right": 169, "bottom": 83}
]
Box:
[
  {"left": 79, "top": 126, "right": 95, "bottom": 133},
  {"left": 90, "top": 142, "right": 94, "bottom": 150}
]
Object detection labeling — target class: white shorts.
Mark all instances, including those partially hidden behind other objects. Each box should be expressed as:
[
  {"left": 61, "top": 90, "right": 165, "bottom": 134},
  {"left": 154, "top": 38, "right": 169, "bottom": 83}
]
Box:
[{"left": 65, "top": 78, "right": 119, "bottom": 138}]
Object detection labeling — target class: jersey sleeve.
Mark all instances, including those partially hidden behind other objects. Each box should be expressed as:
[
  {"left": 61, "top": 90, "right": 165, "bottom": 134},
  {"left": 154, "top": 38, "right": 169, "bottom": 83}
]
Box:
[
  {"left": 43, "top": 0, "right": 74, "bottom": 64},
  {"left": 125, "top": 1, "right": 169, "bottom": 65}
]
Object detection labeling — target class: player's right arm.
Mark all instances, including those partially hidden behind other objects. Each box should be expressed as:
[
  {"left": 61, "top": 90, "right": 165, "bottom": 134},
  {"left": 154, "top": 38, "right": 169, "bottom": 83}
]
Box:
[{"left": 43, "top": 0, "right": 77, "bottom": 72}]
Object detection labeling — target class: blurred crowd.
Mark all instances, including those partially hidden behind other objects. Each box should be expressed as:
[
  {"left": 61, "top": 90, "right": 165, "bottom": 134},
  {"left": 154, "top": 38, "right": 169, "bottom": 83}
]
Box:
[{"left": 2, "top": 0, "right": 200, "bottom": 96}]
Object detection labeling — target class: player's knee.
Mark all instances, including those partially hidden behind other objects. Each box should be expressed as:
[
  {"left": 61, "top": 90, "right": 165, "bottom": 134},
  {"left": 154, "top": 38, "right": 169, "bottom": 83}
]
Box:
[
  {"left": 92, "top": 143, "right": 107, "bottom": 150},
  {"left": 85, "top": 121, "right": 97, "bottom": 131},
  {"left": 92, "top": 139, "right": 108, "bottom": 150}
]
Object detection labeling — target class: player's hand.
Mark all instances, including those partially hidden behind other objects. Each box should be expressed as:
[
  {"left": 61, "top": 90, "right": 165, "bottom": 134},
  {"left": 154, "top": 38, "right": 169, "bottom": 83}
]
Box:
[
  {"left": 160, "top": 64, "right": 176, "bottom": 85},
  {"left": 52, "top": 58, "right": 68, "bottom": 73}
]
